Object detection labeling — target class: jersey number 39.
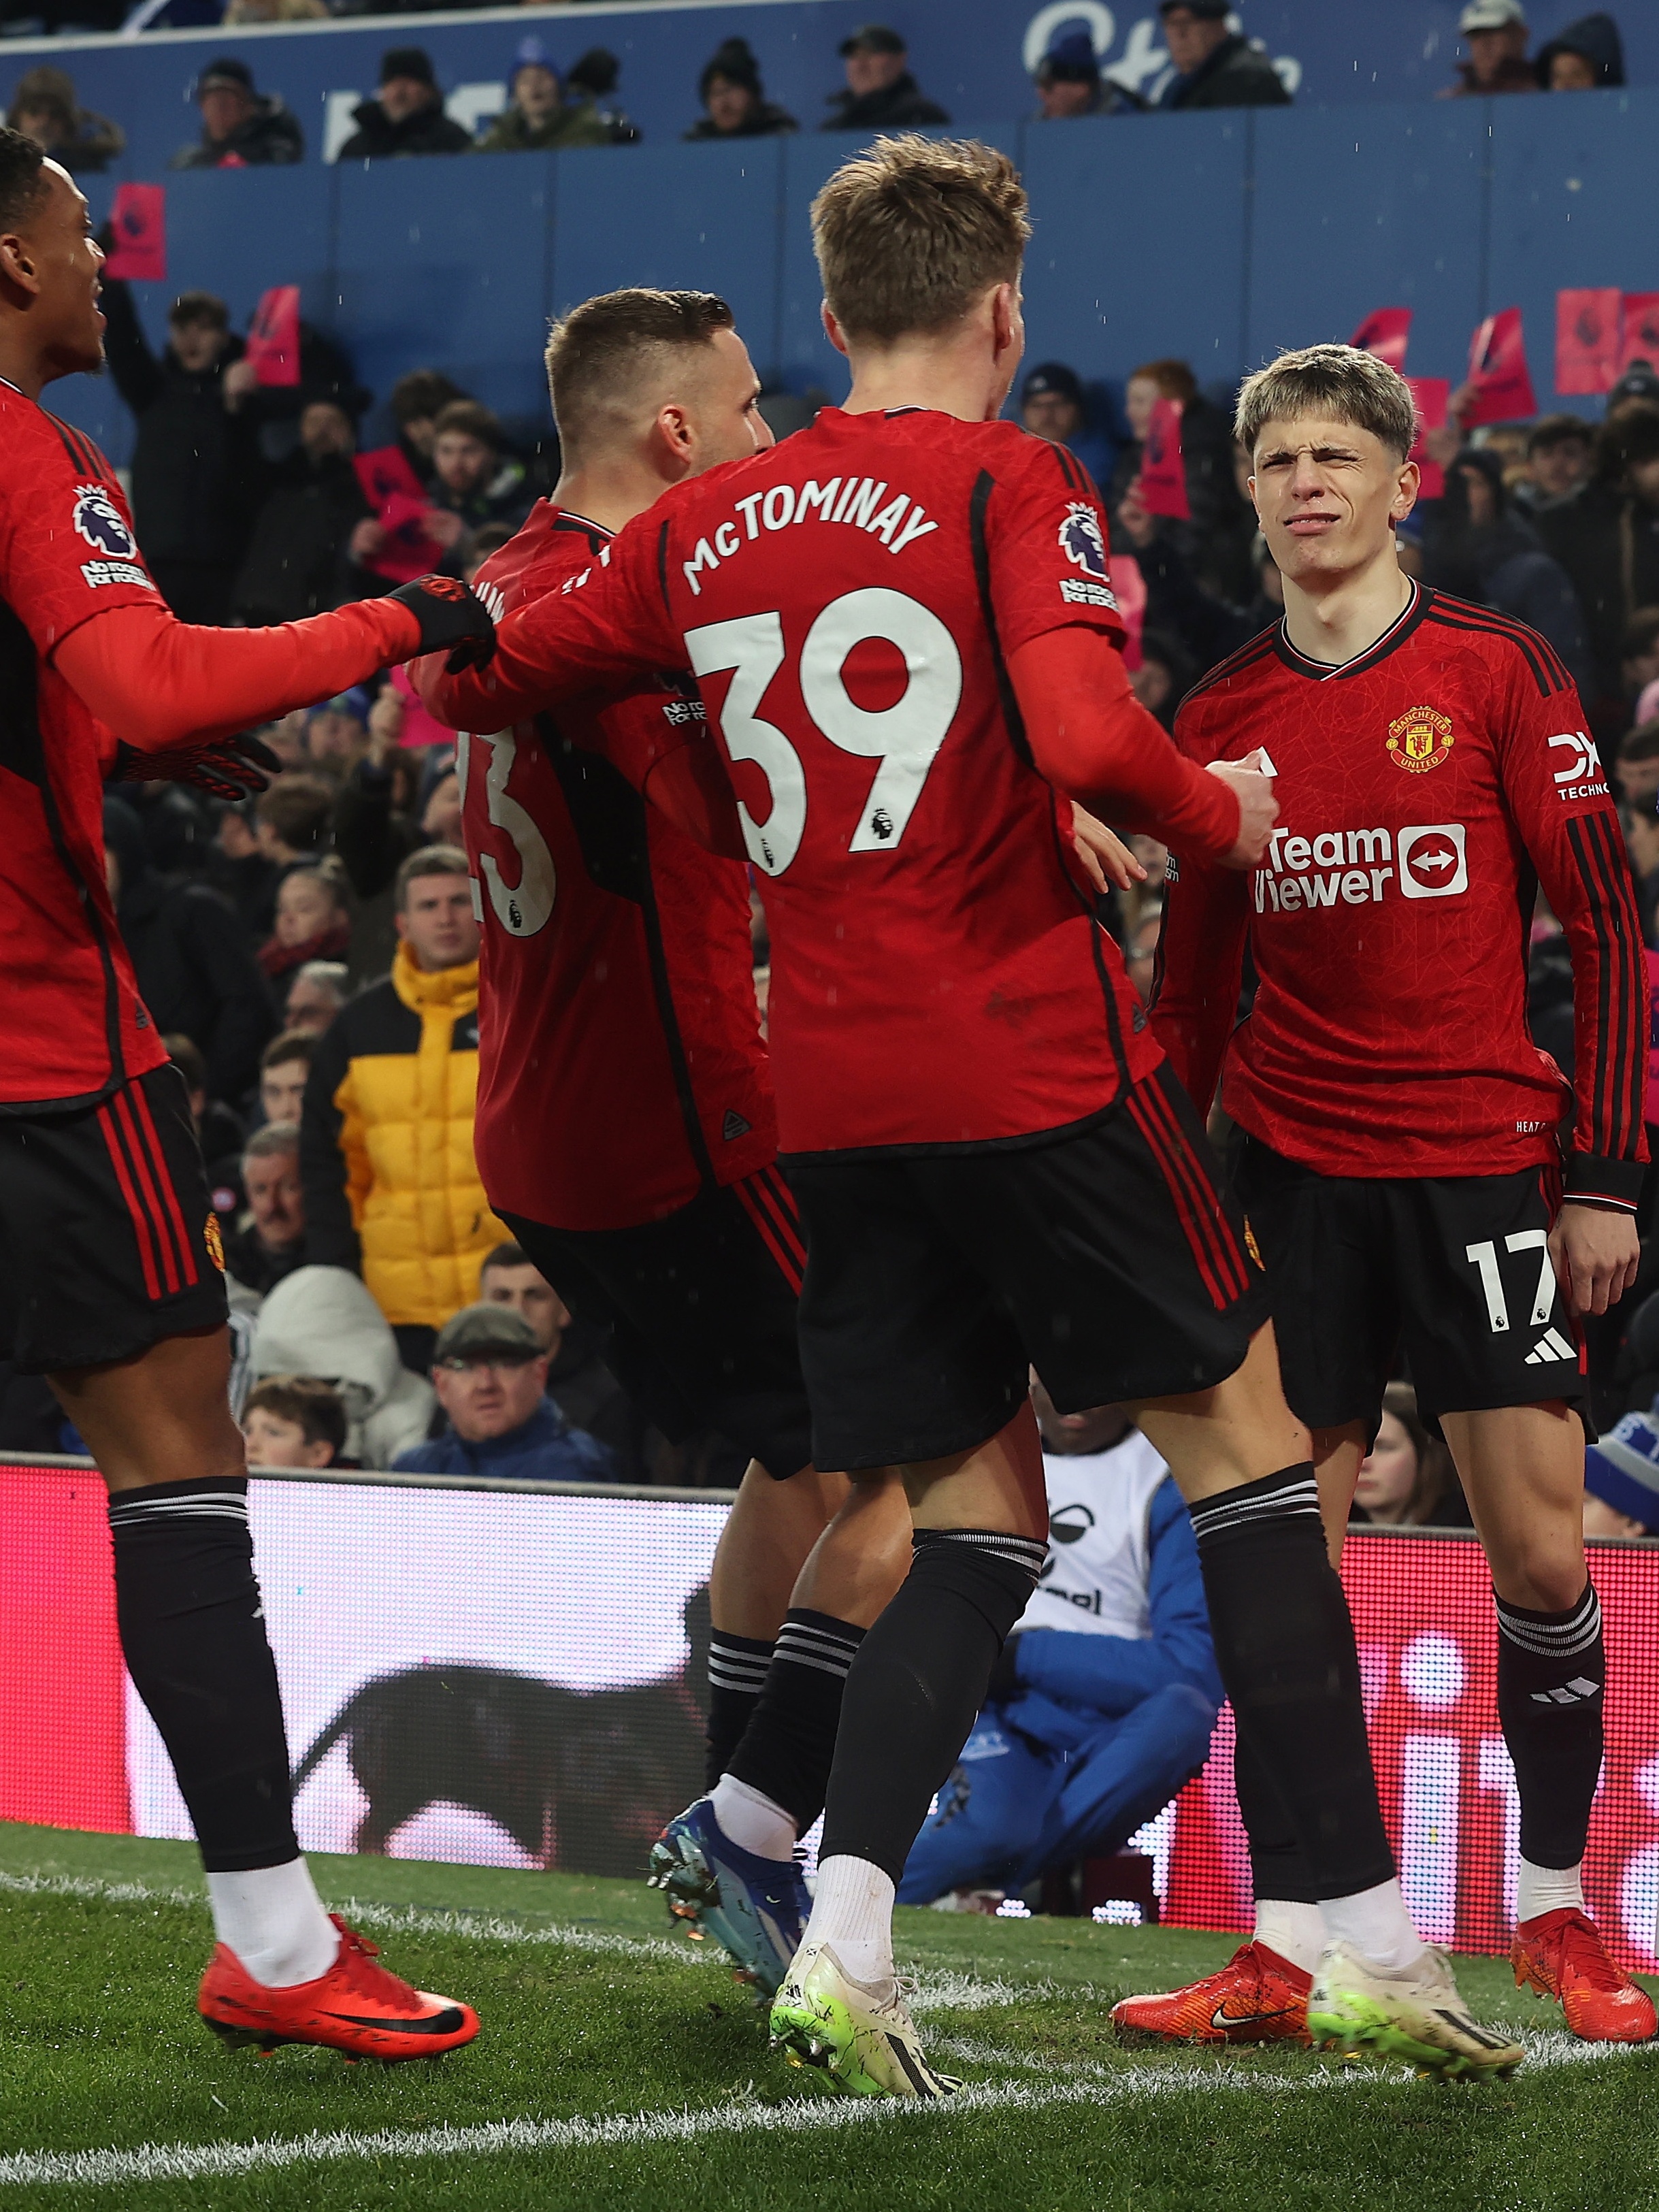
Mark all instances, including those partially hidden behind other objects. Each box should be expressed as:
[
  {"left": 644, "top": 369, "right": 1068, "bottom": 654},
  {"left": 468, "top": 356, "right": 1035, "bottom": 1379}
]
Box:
[{"left": 685, "top": 588, "right": 963, "bottom": 877}]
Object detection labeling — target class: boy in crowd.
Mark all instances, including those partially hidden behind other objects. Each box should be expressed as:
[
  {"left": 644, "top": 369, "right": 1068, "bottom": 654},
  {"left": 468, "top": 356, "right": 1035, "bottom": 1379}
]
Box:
[{"left": 243, "top": 1376, "right": 347, "bottom": 1470}]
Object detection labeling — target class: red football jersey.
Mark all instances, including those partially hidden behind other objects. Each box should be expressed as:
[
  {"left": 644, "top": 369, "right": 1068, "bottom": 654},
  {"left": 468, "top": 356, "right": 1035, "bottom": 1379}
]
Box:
[
  {"left": 0, "top": 383, "right": 169, "bottom": 1110},
  {"left": 460, "top": 502, "right": 774, "bottom": 1230},
  {"left": 443, "top": 409, "right": 1169, "bottom": 1159},
  {"left": 1153, "top": 585, "right": 1648, "bottom": 1199}
]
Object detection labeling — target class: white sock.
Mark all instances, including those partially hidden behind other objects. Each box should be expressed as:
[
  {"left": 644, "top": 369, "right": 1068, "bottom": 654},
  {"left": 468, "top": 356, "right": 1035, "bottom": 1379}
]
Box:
[
  {"left": 1517, "top": 1857, "right": 1585, "bottom": 1923},
  {"left": 710, "top": 1774, "right": 796, "bottom": 1862},
  {"left": 1254, "top": 1899, "right": 1324, "bottom": 1977},
  {"left": 1320, "top": 1876, "right": 1427, "bottom": 1972},
  {"left": 206, "top": 1858, "right": 340, "bottom": 1989},
  {"left": 802, "top": 1854, "right": 896, "bottom": 1991}
]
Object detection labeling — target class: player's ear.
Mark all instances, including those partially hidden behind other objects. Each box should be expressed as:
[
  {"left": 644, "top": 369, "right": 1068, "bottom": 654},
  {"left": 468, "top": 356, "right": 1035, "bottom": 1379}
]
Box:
[
  {"left": 821, "top": 302, "right": 850, "bottom": 360},
  {"left": 652, "top": 402, "right": 695, "bottom": 478},
  {"left": 989, "top": 281, "right": 1020, "bottom": 361},
  {"left": 0, "top": 229, "right": 42, "bottom": 299},
  {"left": 1392, "top": 459, "right": 1420, "bottom": 521}
]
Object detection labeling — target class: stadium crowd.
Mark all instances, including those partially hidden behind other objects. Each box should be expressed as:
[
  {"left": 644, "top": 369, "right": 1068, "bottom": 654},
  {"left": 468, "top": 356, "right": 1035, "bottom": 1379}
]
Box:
[{"left": 0, "top": 6, "right": 1635, "bottom": 152}]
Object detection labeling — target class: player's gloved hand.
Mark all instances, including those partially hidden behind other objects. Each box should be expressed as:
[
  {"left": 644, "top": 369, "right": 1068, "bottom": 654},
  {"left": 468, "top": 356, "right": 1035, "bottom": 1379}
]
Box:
[
  {"left": 1208, "top": 747, "right": 1278, "bottom": 869},
  {"left": 110, "top": 731, "right": 282, "bottom": 803},
  {"left": 385, "top": 574, "right": 497, "bottom": 673}
]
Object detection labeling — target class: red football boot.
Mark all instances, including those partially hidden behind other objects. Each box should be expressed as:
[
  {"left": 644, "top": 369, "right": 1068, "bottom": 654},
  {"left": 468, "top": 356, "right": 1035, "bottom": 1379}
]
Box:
[
  {"left": 199, "top": 1913, "right": 480, "bottom": 2062},
  {"left": 1512, "top": 1908, "right": 1657, "bottom": 2043},
  {"left": 1111, "top": 1940, "right": 1313, "bottom": 2046}
]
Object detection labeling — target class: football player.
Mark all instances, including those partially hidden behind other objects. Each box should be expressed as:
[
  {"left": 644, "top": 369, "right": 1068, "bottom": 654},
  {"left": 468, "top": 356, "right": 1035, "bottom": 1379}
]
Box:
[
  {"left": 1136, "top": 342, "right": 1652, "bottom": 2049},
  {"left": 421, "top": 142, "right": 1519, "bottom": 2092},
  {"left": 0, "top": 130, "right": 492, "bottom": 2058}
]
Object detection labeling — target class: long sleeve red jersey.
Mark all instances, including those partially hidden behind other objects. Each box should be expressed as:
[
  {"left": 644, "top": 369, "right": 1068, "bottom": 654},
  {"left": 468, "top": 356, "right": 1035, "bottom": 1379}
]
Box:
[
  {"left": 457, "top": 502, "right": 774, "bottom": 1230},
  {"left": 1, "top": 383, "right": 423, "bottom": 1111},
  {"left": 1152, "top": 585, "right": 1648, "bottom": 1203},
  {"left": 424, "top": 408, "right": 1241, "bottom": 1161}
]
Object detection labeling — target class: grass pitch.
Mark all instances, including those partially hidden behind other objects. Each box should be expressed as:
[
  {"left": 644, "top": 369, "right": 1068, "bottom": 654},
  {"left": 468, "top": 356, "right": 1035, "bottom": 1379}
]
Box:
[{"left": 2, "top": 1823, "right": 1658, "bottom": 2211}]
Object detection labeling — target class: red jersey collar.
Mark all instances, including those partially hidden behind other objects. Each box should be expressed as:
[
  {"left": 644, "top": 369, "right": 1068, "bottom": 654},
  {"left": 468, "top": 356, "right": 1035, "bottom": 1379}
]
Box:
[{"left": 1272, "top": 579, "right": 1428, "bottom": 683}]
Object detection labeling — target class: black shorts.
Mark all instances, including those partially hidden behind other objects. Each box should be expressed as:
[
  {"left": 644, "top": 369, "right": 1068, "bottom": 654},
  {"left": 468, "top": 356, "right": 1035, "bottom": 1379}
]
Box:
[
  {"left": 1235, "top": 1136, "right": 1587, "bottom": 1439},
  {"left": 0, "top": 1062, "right": 229, "bottom": 1374},
  {"left": 785, "top": 1064, "right": 1271, "bottom": 1472},
  {"left": 502, "top": 1162, "right": 813, "bottom": 1481}
]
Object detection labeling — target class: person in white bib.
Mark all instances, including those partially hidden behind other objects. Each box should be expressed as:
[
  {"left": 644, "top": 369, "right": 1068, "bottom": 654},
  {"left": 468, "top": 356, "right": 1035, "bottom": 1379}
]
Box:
[{"left": 898, "top": 1378, "right": 1221, "bottom": 1904}]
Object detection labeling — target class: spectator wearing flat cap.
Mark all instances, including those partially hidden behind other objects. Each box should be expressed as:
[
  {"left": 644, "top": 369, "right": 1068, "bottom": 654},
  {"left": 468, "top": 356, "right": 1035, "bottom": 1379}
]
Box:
[
  {"left": 390, "top": 1305, "right": 617, "bottom": 1482},
  {"left": 1155, "top": 1, "right": 1290, "bottom": 109},
  {"left": 477, "top": 37, "right": 614, "bottom": 152},
  {"left": 335, "top": 49, "right": 474, "bottom": 162},
  {"left": 822, "top": 26, "right": 949, "bottom": 132},
  {"left": 6, "top": 65, "right": 124, "bottom": 174},
  {"left": 1441, "top": 0, "right": 1539, "bottom": 95},
  {"left": 1019, "top": 363, "right": 1116, "bottom": 490},
  {"left": 1537, "top": 13, "right": 1626, "bottom": 89},
  {"left": 1032, "top": 31, "right": 1142, "bottom": 118},
  {"left": 686, "top": 37, "right": 798, "bottom": 140},
  {"left": 172, "top": 56, "right": 303, "bottom": 168}
]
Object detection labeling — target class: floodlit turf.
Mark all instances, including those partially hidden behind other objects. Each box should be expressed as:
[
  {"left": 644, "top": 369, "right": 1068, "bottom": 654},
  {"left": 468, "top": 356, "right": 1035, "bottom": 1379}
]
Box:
[{"left": 3, "top": 1823, "right": 1659, "bottom": 2211}]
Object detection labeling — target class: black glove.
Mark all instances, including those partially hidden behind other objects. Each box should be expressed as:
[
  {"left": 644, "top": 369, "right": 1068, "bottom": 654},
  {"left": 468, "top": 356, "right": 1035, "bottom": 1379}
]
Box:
[
  {"left": 386, "top": 573, "right": 497, "bottom": 672},
  {"left": 110, "top": 731, "right": 282, "bottom": 804}
]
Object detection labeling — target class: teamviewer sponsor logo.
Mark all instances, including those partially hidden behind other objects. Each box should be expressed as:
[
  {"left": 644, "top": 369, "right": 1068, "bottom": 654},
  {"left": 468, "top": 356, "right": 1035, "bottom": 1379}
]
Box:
[
  {"left": 1254, "top": 823, "right": 1467, "bottom": 912},
  {"left": 1397, "top": 823, "right": 1468, "bottom": 898}
]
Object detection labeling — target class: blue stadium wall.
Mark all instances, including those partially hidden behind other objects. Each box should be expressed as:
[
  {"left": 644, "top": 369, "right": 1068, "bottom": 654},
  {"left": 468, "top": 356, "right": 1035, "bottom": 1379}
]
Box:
[{"left": 38, "top": 84, "right": 1659, "bottom": 465}]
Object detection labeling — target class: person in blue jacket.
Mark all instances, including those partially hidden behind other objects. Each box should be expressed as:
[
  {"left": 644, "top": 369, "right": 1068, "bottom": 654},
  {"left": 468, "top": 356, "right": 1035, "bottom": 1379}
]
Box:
[
  {"left": 898, "top": 1380, "right": 1220, "bottom": 1902},
  {"left": 391, "top": 1303, "right": 616, "bottom": 1482}
]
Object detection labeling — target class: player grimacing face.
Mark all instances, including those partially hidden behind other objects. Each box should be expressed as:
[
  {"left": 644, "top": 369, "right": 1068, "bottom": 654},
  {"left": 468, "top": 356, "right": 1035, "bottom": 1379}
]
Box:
[
  {"left": 0, "top": 160, "right": 105, "bottom": 382},
  {"left": 1247, "top": 412, "right": 1417, "bottom": 589}
]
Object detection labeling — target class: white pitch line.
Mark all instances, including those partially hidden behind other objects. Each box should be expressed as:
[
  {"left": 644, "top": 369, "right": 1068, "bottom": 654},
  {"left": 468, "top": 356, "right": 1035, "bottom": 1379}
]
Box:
[
  {"left": 1, "top": 2038, "right": 1641, "bottom": 2191},
  {"left": 0, "top": 1866, "right": 1640, "bottom": 2192},
  {"left": 0, "top": 1871, "right": 1071, "bottom": 2006}
]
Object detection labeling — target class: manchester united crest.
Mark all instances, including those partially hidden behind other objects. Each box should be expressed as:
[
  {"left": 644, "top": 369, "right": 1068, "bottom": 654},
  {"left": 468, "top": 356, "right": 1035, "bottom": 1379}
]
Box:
[
  {"left": 204, "top": 1210, "right": 225, "bottom": 1273},
  {"left": 1386, "top": 704, "right": 1453, "bottom": 773}
]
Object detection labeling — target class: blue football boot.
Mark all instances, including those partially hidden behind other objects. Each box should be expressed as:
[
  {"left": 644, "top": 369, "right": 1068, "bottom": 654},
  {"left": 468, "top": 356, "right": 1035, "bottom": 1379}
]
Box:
[{"left": 648, "top": 1797, "right": 810, "bottom": 2002}]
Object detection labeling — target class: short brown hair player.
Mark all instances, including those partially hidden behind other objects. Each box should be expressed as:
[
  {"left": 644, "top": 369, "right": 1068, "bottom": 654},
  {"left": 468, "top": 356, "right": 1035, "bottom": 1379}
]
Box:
[{"left": 420, "top": 142, "right": 1517, "bottom": 2087}]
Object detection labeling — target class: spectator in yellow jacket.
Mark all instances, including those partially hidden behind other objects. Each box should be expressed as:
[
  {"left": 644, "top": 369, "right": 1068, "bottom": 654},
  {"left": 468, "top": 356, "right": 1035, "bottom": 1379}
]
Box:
[{"left": 300, "top": 845, "right": 506, "bottom": 1369}]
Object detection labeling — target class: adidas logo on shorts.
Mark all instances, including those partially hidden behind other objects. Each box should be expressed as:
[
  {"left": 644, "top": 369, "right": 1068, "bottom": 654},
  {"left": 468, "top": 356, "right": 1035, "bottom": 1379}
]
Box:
[{"left": 1524, "top": 1327, "right": 1577, "bottom": 1365}]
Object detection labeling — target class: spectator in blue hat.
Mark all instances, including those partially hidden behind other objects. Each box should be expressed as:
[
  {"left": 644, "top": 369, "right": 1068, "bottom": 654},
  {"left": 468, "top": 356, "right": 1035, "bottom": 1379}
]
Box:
[
  {"left": 1584, "top": 1414, "right": 1659, "bottom": 1539},
  {"left": 1032, "top": 31, "right": 1142, "bottom": 119},
  {"left": 476, "top": 39, "right": 612, "bottom": 152},
  {"left": 1019, "top": 361, "right": 1116, "bottom": 491}
]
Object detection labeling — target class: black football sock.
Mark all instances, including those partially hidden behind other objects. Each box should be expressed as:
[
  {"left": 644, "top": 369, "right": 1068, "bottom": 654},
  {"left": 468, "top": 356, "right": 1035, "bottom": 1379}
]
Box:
[
  {"left": 1232, "top": 1732, "right": 1320, "bottom": 1906},
  {"left": 725, "top": 1609, "right": 866, "bottom": 1834},
  {"left": 1496, "top": 1580, "right": 1605, "bottom": 1874},
  {"left": 704, "top": 1629, "right": 775, "bottom": 1789},
  {"left": 819, "top": 1529, "right": 1047, "bottom": 1885},
  {"left": 108, "top": 1477, "right": 299, "bottom": 1874},
  {"left": 1188, "top": 1465, "right": 1395, "bottom": 1900}
]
